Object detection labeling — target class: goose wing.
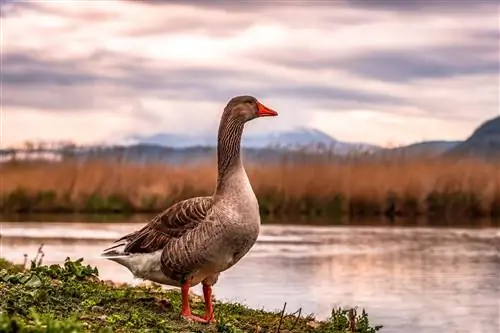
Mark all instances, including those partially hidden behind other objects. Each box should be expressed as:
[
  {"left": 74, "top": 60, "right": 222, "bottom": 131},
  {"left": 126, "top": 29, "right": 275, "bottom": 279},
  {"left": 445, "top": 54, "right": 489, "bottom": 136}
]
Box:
[{"left": 104, "top": 196, "right": 214, "bottom": 254}]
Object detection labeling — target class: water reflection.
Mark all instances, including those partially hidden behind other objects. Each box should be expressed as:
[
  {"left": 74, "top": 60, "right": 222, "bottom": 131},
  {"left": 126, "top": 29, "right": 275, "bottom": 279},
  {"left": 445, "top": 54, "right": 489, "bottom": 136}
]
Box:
[{"left": 1, "top": 222, "right": 499, "bottom": 333}]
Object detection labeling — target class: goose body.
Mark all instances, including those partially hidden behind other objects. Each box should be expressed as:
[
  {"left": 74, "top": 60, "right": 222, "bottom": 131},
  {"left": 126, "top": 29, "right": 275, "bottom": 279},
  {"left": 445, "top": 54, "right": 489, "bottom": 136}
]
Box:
[
  {"left": 101, "top": 96, "right": 278, "bottom": 323},
  {"left": 104, "top": 168, "right": 259, "bottom": 288}
]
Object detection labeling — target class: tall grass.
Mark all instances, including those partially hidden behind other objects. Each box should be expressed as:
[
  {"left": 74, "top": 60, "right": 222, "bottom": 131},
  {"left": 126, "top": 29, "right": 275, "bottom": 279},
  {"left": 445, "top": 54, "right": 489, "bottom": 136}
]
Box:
[{"left": 1, "top": 157, "right": 499, "bottom": 220}]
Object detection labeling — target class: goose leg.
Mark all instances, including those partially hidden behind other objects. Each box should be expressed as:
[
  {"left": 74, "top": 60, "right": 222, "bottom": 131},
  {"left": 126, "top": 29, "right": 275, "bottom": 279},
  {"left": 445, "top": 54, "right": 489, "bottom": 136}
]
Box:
[
  {"left": 202, "top": 282, "right": 214, "bottom": 322},
  {"left": 180, "top": 281, "right": 208, "bottom": 323}
]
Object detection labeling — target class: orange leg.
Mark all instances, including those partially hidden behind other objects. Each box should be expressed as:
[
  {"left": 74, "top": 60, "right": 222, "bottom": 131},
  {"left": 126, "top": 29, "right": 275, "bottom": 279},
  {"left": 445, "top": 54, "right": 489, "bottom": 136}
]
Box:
[
  {"left": 180, "top": 281, "right": 208, "bottom": 323},
  {"left": 202, "top": 283, "right": 214, "bottom": 322}
]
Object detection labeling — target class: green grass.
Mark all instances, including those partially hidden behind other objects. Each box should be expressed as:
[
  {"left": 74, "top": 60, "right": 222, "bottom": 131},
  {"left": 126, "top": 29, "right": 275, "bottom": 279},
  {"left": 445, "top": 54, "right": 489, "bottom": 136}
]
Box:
[{"left": 0, "top": 258, "right": 382, "bottom": 333}]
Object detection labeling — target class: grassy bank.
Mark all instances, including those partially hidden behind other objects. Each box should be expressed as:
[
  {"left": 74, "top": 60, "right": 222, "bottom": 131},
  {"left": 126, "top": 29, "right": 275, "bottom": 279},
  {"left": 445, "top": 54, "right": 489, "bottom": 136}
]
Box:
[
  {"left": 0, "top": 257, "right": 381, "bottom": 333},
  {"left": 1, "top": 159, "right": 499, "bottom": 220}
]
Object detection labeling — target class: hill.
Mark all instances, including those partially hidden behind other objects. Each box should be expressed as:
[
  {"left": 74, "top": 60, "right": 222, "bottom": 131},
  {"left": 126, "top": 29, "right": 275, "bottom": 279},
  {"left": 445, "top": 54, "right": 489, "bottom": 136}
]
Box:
[
  {"left": 445, "top": 116, "right": 500, "bottom": 159},
  {"left": 380, "top": 140, "right": 461, "bottom": 158}
]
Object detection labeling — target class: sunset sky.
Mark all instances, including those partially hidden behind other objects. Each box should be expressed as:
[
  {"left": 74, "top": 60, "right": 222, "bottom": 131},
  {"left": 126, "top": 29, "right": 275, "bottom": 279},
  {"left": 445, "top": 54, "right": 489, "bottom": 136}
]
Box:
[{"left": 1, "top": 0, "right": 498, "bottom": 147}]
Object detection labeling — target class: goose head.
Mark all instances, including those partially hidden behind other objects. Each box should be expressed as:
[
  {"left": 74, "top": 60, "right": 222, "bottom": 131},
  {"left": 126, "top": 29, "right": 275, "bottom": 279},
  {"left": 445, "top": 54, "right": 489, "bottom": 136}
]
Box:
[{"left": 223, "top": 95, "right": 278, "bottom": 123}]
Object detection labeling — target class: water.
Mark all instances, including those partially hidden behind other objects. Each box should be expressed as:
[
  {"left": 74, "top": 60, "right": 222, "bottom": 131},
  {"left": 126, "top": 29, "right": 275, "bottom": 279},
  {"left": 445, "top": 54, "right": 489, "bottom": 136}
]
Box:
[{"left": 1, "top": 221, "right": 499, "bottom": 333}]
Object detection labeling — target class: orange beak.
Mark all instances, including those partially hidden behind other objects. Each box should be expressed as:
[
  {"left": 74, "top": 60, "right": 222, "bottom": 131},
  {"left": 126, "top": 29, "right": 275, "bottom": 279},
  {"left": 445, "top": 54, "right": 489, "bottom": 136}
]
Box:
[{"left": 256, "top": 101, "right": 278, "bottom": 117}]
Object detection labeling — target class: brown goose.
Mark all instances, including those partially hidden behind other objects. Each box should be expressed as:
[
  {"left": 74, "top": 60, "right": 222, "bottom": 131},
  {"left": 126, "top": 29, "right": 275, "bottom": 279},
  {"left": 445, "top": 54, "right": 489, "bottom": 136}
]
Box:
[{"left": 101, "top": 96, "right": 278, "bottom": 323}]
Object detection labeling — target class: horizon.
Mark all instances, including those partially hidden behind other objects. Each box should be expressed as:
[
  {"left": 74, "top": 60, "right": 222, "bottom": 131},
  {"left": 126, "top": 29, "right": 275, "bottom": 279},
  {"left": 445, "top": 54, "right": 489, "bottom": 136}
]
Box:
[
  {"left": 1, "top": 0, "right": 498, "bottom": 147},
  {"left": 1, "top": 113, "right": 495, "bottom": 150},
  {"left": 0, "top": 120, "right": 483, "bottom": 151}
]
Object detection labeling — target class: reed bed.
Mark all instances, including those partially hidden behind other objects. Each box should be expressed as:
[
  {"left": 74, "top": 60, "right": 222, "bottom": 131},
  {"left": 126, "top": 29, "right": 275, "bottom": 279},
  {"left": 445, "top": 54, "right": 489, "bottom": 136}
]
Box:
[{"left": 1, "top": 157, "right": 499, "bottom": 220}]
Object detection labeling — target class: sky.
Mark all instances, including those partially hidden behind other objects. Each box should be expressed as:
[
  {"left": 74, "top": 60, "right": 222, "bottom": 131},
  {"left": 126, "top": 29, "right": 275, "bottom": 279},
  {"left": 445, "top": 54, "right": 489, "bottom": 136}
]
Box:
[{"left": 1, "top": 0, "right": 499, "bottom": 147}]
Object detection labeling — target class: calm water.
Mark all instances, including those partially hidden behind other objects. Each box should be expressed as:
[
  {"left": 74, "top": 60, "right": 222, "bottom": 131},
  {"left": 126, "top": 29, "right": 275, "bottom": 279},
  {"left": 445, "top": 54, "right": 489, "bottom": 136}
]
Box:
[{"left": 1, "top": 221, "right": 499, "bottom": 333}]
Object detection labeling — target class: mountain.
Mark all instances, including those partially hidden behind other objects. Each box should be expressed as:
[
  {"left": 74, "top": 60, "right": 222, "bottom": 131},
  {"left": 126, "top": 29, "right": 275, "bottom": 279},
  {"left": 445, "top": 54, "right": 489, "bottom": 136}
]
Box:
[
  {"left": 59, "top": 127, "right": 380, "bottom": 165},
  {"left": 130, "top": 127, "right": 381, "bottom": 155},
  {"left": 381, "top": 140, "right": 461, "bottom": 158},
  {"left": 8, "top": 118, "right": 498, "bottom": 164},
  {"left": 444, "top": 116, "right": 500, "bottom": 159},
  {"left": 242, "top": 127, "right": 336, "bottom": 149}
]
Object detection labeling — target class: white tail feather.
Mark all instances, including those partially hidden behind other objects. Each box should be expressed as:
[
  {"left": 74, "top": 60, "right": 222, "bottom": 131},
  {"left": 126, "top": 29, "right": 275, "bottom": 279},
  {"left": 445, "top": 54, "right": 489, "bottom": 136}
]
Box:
[{"left": 99, "top": 254, "right": 130, "bottom": 259}]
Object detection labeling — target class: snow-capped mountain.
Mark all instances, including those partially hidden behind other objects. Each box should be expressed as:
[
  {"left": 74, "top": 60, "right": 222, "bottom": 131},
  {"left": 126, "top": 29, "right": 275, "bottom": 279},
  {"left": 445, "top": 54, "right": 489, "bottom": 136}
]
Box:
[
  {"left": 242, "top": 127, "right": 337, "bottom": 149},
  {"left": 130, "top": 127, "right": 381, "bottom": 154}
]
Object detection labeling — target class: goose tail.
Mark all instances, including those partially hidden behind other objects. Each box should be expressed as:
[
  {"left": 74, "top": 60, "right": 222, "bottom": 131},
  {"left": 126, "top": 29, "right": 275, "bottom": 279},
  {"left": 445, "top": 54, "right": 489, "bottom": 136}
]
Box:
[{"left": 100, "top": 241, "right": 130, "bottom": 260}]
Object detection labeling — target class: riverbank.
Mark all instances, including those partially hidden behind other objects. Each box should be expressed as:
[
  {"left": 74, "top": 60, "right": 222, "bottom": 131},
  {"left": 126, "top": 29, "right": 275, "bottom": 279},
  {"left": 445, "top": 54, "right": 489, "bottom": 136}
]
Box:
[
  {"left": 0, "top": 257, "right": 381, "bottom": 333},
  {"left": 1, "top": 159, "right": 499, "bottom": 222}
]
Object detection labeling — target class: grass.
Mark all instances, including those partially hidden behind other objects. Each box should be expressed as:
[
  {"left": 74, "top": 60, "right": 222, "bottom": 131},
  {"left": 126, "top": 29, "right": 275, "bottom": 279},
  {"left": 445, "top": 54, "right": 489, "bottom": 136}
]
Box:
[
  {"left": 1, "top": 157, "right": 499, "bottom": 221},
  {"left": 0, "top": 257, "right": 382, "bottom": 333}
]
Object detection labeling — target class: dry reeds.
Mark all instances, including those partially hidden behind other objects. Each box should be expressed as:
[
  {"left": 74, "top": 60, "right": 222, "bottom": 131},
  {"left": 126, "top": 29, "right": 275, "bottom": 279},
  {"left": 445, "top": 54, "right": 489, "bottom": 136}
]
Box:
[{"left": 1, "top": 157, "right": 499, "bottom": 220}]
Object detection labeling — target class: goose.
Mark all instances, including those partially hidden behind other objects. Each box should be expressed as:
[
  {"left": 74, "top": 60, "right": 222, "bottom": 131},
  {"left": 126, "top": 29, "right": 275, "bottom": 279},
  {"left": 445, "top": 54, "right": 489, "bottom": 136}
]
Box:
[{"left": 101, "top": 95, "right": 278, "bottom": 323}]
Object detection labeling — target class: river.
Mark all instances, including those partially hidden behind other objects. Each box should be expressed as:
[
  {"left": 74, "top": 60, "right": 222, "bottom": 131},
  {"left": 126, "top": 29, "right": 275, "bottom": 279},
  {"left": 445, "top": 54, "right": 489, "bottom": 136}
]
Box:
[{"left": 1, "top": 219, "right": 499, "bottom": 333}]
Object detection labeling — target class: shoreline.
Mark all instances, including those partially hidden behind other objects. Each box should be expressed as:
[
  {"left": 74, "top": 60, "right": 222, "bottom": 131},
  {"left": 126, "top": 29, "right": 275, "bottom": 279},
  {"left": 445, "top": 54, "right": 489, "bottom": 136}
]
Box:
[
  {"left": 0, "top": 257, "right": 383, "bottom": 332},
  {"left": 2, "top": 191, "right": 499, "bottom": 220},
  {"left": 1, "top": 211, "right": 498, "bottom": 228}
]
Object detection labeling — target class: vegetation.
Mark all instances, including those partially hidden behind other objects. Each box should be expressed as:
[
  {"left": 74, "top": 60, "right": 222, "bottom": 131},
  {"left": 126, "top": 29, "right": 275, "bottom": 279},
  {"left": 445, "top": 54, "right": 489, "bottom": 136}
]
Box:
[
  {"left": 0, "top": 257, "right": 382, "bottom": 333},
  {"left": 1, "top": 158, "right": 499, "bottom": 221}
]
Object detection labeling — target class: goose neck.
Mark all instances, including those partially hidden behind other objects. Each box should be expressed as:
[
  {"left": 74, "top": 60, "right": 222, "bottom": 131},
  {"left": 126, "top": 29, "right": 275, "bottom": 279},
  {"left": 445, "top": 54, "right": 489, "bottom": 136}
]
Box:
[{"left": 215, "top": 118, "right": 245, "bottom": 194}]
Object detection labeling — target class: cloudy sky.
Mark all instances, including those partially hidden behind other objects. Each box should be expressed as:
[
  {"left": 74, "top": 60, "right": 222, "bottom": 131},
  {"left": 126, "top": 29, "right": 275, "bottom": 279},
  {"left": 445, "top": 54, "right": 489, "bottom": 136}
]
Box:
[{"left": 1, "top": 0, "right": 498, "bottom": 147}]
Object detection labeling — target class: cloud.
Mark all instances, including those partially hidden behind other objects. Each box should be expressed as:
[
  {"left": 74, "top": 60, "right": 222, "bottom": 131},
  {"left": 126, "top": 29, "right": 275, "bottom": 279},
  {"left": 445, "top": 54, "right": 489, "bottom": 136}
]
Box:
[
  {"left": 1, "top": 0, "right": 498, "bottom": 146},
  {"left": 2, "top": 50, "right": 402, "bottom": 113},
  {"left": 2, "top": 52, "right": 130, "bottom": 111},
  {"left": 324, "top": 46, "right": 498, "bottom": 82},
  {"left": 310, "top": 110, "right": 479, "bottom": 146},
  {"left": 347, "top": 0, "right": 499, "bottom": 11}
]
